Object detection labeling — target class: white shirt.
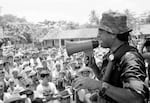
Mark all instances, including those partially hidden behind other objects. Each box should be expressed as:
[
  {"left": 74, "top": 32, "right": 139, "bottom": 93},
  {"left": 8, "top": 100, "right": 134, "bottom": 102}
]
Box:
[{"left": 35, "top": 82, "right": 58, "bottom": 98}]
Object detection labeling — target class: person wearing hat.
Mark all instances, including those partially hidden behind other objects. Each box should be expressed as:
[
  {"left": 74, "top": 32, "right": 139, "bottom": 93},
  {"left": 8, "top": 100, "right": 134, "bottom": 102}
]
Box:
[
  {"left": 11, "top": 68, "right": 20, "bottom": 86},
  {"left": 23, "top": 66, "right": 32, "bottom": 76},
  {"left": 76, "top": 57, "right": 84, "bottom": 69},
  {"left": 55, "top": 70, "right": 67, "bottom": 92},
  {"left": 6, "top": 53, "right": 14, "bottom": 67},
  {"left": 78, "top": 66, "right": 93, "bottom": 78},
  {"left": 76, "top": 67, "right": 95, "bottom": 103},
  {"left": 74, "top": 11, "right": 149, "bottom": 103},
  {"left": 13, "top": 56, "right": 22, "bottom": 70},
  {"left": 52, "top": 62, "right": 62, "bottom": 81},
  {"left": 28, "top": 70, "right": 39, "bottom": 90},
  {"left": 7, "top": 78, "right": 17, "bottom": 95},
  {"left": 30, "top": 52, "right": 41, "bottom": 68}
]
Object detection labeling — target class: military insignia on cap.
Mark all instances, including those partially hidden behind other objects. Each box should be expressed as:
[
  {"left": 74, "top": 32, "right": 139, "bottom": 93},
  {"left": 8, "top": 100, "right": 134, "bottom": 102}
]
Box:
[{"left": 109, "top": 54, "right": 114, "bottom": 61}]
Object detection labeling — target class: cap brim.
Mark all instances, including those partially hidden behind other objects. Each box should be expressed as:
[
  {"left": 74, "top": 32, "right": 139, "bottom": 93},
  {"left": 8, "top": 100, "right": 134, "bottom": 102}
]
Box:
[
  {"left": 99, "top": 23, "right": 132, "bottom": 34},
  {"left": 98, "top": 24, "right": 113, "bottom": 34}
]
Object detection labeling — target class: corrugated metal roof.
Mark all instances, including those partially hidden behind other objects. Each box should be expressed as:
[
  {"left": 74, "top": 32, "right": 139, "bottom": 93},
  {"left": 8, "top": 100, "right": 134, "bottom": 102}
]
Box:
[
  {"left": 140, "top": 24, "right": 150, "bottom": 35},
  {"left": 41, "top": 28, "right": 98, "bottom": 41}
]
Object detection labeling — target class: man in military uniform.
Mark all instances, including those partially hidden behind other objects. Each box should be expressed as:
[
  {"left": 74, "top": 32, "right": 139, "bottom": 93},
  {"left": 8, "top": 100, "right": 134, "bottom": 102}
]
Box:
[{"left": 74, "top": 11, "right": 149, "bottom": 103}]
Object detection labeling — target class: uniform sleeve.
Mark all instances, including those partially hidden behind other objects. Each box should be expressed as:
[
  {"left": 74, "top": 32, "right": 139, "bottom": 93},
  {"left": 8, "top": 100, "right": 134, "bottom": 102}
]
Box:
[{"left": 120, "top": 51, "right": 149, "bottom": 99}]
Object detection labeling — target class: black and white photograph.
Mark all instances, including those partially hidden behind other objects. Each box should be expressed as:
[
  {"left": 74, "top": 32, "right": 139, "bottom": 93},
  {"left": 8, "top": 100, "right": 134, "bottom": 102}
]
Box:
[{"left": 0, "top": 0, "right": 150, "bottom": 103}]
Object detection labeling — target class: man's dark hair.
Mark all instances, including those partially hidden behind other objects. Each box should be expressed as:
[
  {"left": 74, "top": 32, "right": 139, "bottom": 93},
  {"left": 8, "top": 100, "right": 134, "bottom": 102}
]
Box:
[
  {"left": 144, "top": 40, "right": 150, "bottom": 47},
  {"left": 116, "top": 32, "right": 130, "bottom": 42}
]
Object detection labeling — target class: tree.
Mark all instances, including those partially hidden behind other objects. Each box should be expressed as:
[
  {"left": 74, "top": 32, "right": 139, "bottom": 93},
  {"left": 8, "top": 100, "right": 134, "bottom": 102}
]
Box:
[
  {"left": 89, "top": 10, "right": 100, "bottom": 26},
  {"left": 0, "top": 14, "right": 26, "bottom": 27},
  {"left": 39, "top": 20, "right": 56, "bottom": 28},
  {"left": 124, "top": 9, "right": 139, "bottom": 31},
  {"left": 65, "top": 21, "right": 79, "bottom": 30},
  {"left": 145, "top": 12, "right": 150, "bottom": 24},
  {"left": 22, "top": 32, "right": 32, "bottom": 43}
]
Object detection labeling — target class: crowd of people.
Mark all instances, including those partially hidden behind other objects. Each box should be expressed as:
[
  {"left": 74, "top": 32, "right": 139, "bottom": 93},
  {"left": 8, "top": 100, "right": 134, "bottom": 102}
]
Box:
[
  {"left": 0, "top": 41, "right": 107, "bottom": 103},
  {"left": 0, "top": 11, "right": 150, "bottom": 103}
]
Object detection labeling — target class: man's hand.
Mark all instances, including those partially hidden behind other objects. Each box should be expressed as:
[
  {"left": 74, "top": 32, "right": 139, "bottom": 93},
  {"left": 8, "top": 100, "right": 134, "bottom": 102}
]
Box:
[
  {"left": 73, "top": 77, "right": 102, "bottom": 91},
  {"left": 139, "top": 39, "right": 146, "bottom": 53}
]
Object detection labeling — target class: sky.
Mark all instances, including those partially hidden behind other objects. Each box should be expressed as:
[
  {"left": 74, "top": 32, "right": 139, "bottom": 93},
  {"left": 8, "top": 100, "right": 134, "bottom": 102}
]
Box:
[{"left": 0, "top": 0, "right": 150, "bottom": 24}]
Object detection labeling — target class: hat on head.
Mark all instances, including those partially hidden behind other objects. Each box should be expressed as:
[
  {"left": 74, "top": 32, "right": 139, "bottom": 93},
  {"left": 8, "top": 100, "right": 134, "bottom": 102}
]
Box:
[
  {"left": 28, "top": 70, "right": 36, "bottom": 77},
  {"left": 78, "top": 66, "right": 92, "bottom": 74},
  {"left": 59, "top": 70, "right": 66, "bottom": 75},
  {"left": 35, "top": 65, "right": 43, "bottom": 69},
  {"left": 8, "top": 78, "right": 14, "bottom": 83},
  {"left": 99, "top": 11, "right": 131, "bottom": 34},
  {"left": 7, "top": 53, "right": 13, "bottom": 58},
  {"left": 15, "top": 52, "right": 23, "bottom": 58},
  {"left": 12, "top": 68, "right": 19, "bottom": 72},
  {"left": 24, "top": 66, "right": 32, "bottom": 73},
  {"left": 40, "top": 70, "right": 49, "bottom": 75},
  {"left": 78, "top": 66, "right": 94, "bottom": 78}
]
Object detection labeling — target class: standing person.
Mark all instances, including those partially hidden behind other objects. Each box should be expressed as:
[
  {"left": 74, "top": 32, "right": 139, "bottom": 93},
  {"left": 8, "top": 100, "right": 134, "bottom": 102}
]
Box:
[{"left": 74, "top": 11, "right": 149, "bottom": 103}]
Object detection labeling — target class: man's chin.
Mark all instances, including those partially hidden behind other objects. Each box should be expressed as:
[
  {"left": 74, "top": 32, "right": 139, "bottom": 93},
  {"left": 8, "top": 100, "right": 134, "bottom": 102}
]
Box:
[{"left": 101, "top": 45, "right": 108, "bottom": 48}]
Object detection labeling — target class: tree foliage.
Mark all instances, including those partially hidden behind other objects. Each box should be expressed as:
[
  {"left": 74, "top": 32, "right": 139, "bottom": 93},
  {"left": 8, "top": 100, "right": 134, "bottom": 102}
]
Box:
[
  {"left": 145, "top": 12, "right": 150, "bottom": 24},
  {"left": 39, "top": 19, "right": 79, "bottom": 30},
  {"left": 124, "top": 9, "right": 138, "bottom": 31},
  {"left": 89, "top": 10, "right": 100, "bottom": 26},
  {"left": 0, "top": 14, "right": 26, "bottom": 27}
]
